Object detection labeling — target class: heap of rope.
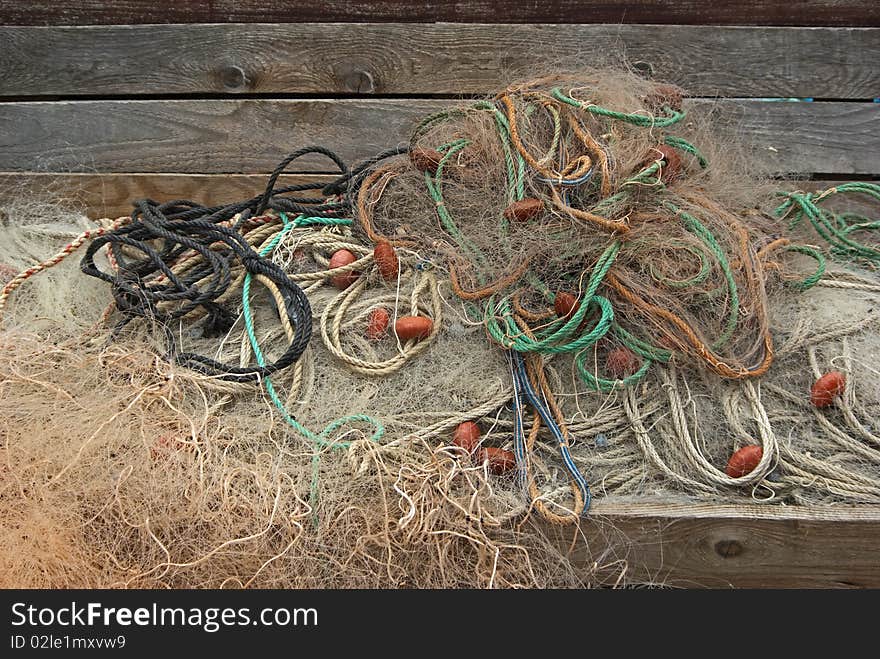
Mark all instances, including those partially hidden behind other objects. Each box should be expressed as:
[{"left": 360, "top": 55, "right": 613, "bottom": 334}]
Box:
[{"left": 2, "top": 77, "right": 878, "bottom": 525}]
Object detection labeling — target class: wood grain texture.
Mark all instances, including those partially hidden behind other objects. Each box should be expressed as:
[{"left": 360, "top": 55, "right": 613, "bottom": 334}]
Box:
[
  {"left": 2, "top": 24, "right": 877, "bottom": 99},
  {"left": 559, "top": 502, "right": 880, "bottom": 587},
  {"left": 0, "top": 1, "right": 875, "bottom": 27},
  {"left": 2, "top": 173, "right": 869, "bottom": 220},
  {"left": 1, "top": 99, "right": 877, "bottom": 176},
  {"left": 0, "top": 172, "right": 334, "bottom": 218}
]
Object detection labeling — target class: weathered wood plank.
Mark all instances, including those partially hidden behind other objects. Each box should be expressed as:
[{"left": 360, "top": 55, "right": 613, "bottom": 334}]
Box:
[
  {"left": 0, "top": 172, "right": 334, "bottom": 218},
  {"left": 0, "top": 1, "right": 875, "bottom": 27},
  {"left": 0, "top": 99, "right": 876, "bottom": 175},
  {"left": 2, "top": 173, "right": 869, "bottom": 220},
  {"left": 564, "top": 502, "right": 880, "bottom": 587},
  {"left": 2, "top": 24, "right": 877, "bottom": 99}
]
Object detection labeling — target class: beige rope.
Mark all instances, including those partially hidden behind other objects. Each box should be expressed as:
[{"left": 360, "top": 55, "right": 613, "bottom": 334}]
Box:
[{"left": 320, "top": 270, "right": 442, "bottom": 375}]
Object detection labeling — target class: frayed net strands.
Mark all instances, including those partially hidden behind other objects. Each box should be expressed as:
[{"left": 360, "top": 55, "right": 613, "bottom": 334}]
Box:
[{"left": 1, "top": 69, "right": 880, "bottom": 588}]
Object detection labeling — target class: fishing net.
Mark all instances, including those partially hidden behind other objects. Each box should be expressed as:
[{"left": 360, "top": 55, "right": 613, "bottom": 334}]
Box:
[{"left": 2, "top": 68, "right": 879, "bottom": 588}]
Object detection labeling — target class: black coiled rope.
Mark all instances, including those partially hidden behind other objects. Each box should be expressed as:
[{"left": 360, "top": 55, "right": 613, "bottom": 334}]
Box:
[{"left": 80, "top": 145, "right": 407, "bottom": 381}]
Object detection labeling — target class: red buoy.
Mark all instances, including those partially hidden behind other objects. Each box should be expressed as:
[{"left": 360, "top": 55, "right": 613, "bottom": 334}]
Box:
[
  {"left": 452, "top": 421, "right": 481, "bottom": 455},
  {"left": 606, "top": 346, "right": 641, "bottom": 379},
  {"left": 328, "top": 249, "right": 359, "bottom": 289},
  {"left": 725, "top": 445, "right": 763, "bottom": 478},
  {"left": 554, "top": 291, "right": 579, "bottom": 321},
  {"left": 503, "top": 198, "right": 544, "bottom": 222},
  {"left": 374, "top": 241, "right": 399, "bottom": 282},
  {"left": 810, "top": 371, "right": 846, "bottom": 408},
  {"left": 365, "top": 308, "right": 390, "bottom": 340},
  {"left": 394, "top": 316, "right": 433, "bottom": 341},
  {"left": 409, "top": 148, "right": 443, "bottom": 175},
  {"left": 478, "top": 447, "right": 516, "bottom": 475}
]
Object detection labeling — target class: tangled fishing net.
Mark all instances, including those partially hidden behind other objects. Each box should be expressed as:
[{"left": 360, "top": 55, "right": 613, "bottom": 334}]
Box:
[{"left": 2, "top": 69, "right": 880, "bottom": 588}]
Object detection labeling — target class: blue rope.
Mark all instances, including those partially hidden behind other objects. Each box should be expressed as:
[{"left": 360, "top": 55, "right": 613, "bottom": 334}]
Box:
[
  {"left": 507, "top": 352, "right": 529, "bottom": 497},
  {"left": 510, "top": 351, "right": 592, "bottom": 515},
  {"left": 536, "top": 167, "right": 595, "bottom": 187}
]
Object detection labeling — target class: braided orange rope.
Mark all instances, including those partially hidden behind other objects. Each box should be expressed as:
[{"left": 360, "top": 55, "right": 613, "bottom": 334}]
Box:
[
  {"left": 498, "top": 93, "right": 611, "bottom": 196},
  {"left": 561, "top": 106, "right": 613, "bottom": 197},
  {"left": 356, "top": 163, "right": 419, "bottom": 248},
  {"left": 756, "top": 237, "right": 791, "bottom": 265},
  {"left": 547, "top": 186, "right": 630, "bottom": 236},
  {"left": 605, "top": 270, "right": 773, "bottom": 379},
  {"left": 449, "top": 258, "right": 532, "bottom": 301},
  {"left": 511, "top": 289, "right": 554, "bottom": 323}
]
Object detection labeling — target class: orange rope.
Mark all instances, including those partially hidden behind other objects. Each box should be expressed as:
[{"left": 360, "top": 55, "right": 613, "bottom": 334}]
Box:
[
  {"left": 356, "top": 162, "right": 419, "bottom": 248},
  {"left": 449, "top": 258, "right": 532, "bottom": 301},
  {"left": 605, "top": 270, "right": 773, "bottom": 379}
]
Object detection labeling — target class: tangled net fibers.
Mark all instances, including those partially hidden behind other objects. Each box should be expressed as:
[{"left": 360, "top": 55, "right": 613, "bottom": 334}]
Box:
[{"left": 2, "top": 69, "right": 880, "bottom": 588}]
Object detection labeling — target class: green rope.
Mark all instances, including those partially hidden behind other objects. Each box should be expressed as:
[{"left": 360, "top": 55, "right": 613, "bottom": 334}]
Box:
[
  {"left": 781, "top": 244, "right": 826, "bottom": 291},
  {"left": 241, "top": 212, "right": 384, "bottom": 523},
  {"left": 648, "top": 242, "right": 712, "bottom": 289},
  {"left": 424, "top": 139, "right": 490, "bottom": 270},
  {"left": 665, "top": 135, "right": 709, "bottom": 168},
  {"left": 613, "top": 324, "right": 671, "bottom": 363},
  {"left": 663, "top": 201, "right": 740, "bottom": 349},
  {"left": 421, "top": 103, "right": 529, "bottom": 315},
  {"left": 550, "top": 87, "right": 686, "bottom": 128},
  {"left": 411, "top": 108, "right": 470, "bottom": 145},
  {"left": 576, "top": 349, "right": 653, "bottom": 392},
  {"left": 575, "top": 322, "right": 672, "bottom": 392},
  {"left": 473, "top": 100, "right": 526, "bottom": 202},
  {"left": 774, "top": 183, "right": 880, "bottom": 262},
  {"left": 484, "top": 242, "right": 619, "bottom": 354}
]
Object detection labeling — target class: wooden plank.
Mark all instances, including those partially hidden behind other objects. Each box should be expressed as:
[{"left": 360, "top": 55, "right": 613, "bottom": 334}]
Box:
[
  {"left": 0, "top": 172, "right": 335, "bottom": 218},
  {"left": 2, "top": 172, "right": 870, "bottom": 221},
  {"left": 562, "top": 502, "right": 880, "bottom": 588},
  {"left": 0, "top": 99, "right": 876, "bottom": 176},
  {"left": 0, "top": 1, "right": 875, "bottom": 27},
  {"left": 2, "top": 24, "right": 877, "bottom": 99}
]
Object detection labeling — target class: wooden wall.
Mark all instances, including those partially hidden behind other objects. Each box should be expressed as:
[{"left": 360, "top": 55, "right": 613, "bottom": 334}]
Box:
[{"left": 1, "top": 17, "right": 877, "bottom": 218}]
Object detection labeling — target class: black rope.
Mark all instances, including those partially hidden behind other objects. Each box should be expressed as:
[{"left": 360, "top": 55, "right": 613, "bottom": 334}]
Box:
[{"left": 80, "top": 145, "right": 408, "bottom": 381}]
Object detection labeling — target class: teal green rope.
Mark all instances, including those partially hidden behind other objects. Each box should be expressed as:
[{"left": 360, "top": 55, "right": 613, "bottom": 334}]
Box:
[
  {"left": 781, "top": 244, "right": 826, "bottom": 291},
  {"left": 241, "top": 212, "right": 384, "bottom": 523},
  {"left": 774, "top": 183, "right": 880, "bottom": 262},
  {"left": 424, "top": 139, "right": 490, "bottom": 271},
  {"left": 551, "top": 87, "right": 686, "bottom": 128},
  {"left": 648, "top": 242, "right": 712, "bottom": 289},
  {"left": 575, "top": 322, "right": 672, "bottom": 392},
  {"left": 421, "top": 104, "right": 529, "bottom": 315},
  {"left": 612, "top": 325, "right": 671, "bottom": 363},
  {"left": 484, "top": 242, "right": 619, "bottom": 354},
  {"left": 664, "top": 135, "right": 709, "bottom": 168},
  {"left": 411, "top": 108, "right": 470, "bottom": 144},
  {"left": 474, "top": 100, "right": 526, "bottom": 202},
  {"left": 576, "top": 349, "right": 653, "bottom": 392},
  {"left": 663, "top": 202, "right": 740, "bottom": 349},
  {"left": 588, "top": 161, "right": 664, "bottom": 222}
]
